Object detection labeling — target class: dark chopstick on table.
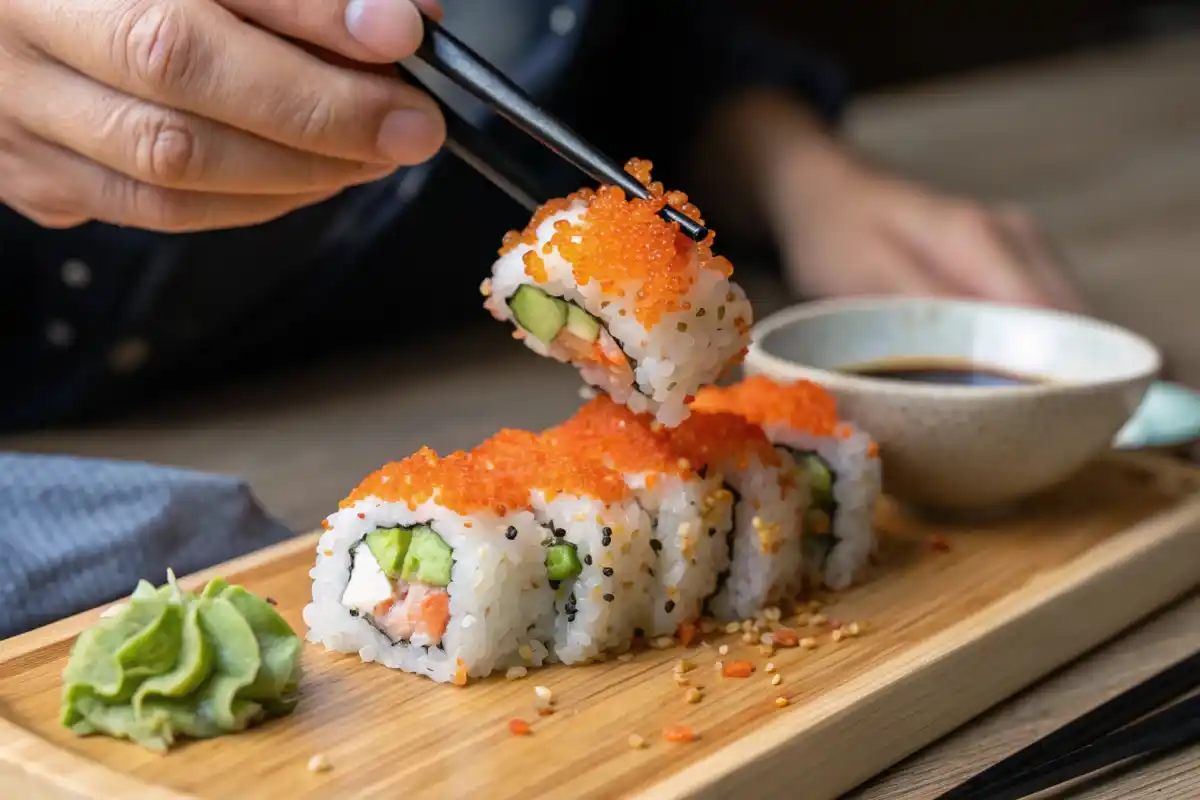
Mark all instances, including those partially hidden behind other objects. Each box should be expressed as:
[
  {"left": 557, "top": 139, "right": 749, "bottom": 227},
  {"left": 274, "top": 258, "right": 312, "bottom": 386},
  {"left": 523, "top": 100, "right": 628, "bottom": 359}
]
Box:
[
  {"left": 400, "top": 14, "right": 711, "bottom": 242},
  {"left": 936, "top": 648, "right": 1200, "bottom": 800}
]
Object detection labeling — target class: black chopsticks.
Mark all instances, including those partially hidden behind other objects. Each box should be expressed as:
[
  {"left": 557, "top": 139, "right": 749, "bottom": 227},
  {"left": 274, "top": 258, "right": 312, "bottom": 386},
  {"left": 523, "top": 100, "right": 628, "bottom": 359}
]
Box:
[
  {"left": 936, "top": 649, "right": 1200, "bottom": 800},
  {"left": 400, "top": 14, "right": 711, "bottom": 242}
]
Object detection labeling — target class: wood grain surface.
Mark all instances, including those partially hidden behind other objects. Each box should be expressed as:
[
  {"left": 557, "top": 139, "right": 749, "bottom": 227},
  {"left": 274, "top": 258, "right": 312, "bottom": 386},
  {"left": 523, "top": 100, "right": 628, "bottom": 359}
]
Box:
[{"left": 2, "top": 454, "right": 1198, "bottom": 800}]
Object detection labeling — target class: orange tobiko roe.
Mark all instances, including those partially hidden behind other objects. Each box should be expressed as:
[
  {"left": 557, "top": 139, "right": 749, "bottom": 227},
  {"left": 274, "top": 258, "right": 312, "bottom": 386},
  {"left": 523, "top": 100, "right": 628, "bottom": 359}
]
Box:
[
  {"left": 692, "top": 376, "right": 840, "bottom": 437},
  {"left": 545, "top": 396, "right": 695, "bottom": 481},
  {"left": 471, "top": 428, "right": 631, "bottom": 505},
  {"left": 340, "top": 447, "right": 531, "bottom": 518},
  {"left": 497, "top": 159, "right": 738, "bottom": 329},
  {"left": 664, "top": 410, "right": 781, "bottom": 473}
]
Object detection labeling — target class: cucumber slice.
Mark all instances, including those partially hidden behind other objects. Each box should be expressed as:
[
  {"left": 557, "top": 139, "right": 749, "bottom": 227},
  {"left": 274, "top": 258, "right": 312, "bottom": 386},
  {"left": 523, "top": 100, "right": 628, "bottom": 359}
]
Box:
[
  {"left": 508, "top": 285, "right": 568, "bottom": 344},
  {"left": 565, "top": 304, "right": 601, "bottom": 342},
  {"left": 400, "top": 526, "right": 454, "bottom": 587}
]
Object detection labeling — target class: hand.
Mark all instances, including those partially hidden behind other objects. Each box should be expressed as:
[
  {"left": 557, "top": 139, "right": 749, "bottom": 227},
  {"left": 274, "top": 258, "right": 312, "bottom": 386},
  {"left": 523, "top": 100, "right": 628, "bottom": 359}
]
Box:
[
  {"left": 774, "top": 143, "right": 1088, "bottom": 311},
  {"left": 0, "top": 0, "right": 446, "bottom": 232}
]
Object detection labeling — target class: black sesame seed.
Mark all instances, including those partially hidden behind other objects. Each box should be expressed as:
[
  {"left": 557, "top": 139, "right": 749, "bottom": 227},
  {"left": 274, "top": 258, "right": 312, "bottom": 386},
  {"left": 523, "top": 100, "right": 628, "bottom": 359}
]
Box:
[
  {"left": 603, "top": 593, "right": 615, "bottom": 603},
  {"left": 583, "top": 554, "right": 593, "bottom": 566},
  {"left": 348, "top": 609, "right": 359, "bottom": 617},
  {"left": 664, "top": 600, "right": 676, "bottom": 613},
  {"left": 505, "top": 526, "right": 518, "bottom": 540},
  {"left": 650, "top": 538, "right": 663, "bottom": 553},
  {"left": 567, "top": 613, "right": 577, "bottom": 623},
  {"left": 708, "top": 527, "right": 717, "bottom": 538},
  {"left": 266, "top": 597, "right": 278, "bottom": 606},
  {"left": 602, "top": 527, "right": 613, "bottom": 537},
  {"left": 549, "top": 579, "right": 561, "bottom": 590},
  {"left": 649, "top": 568, "right": 656, "bottom": 578},
  {"left": 601, "top": 536, "right": 612, "bottom": 547},
  {"left": 553, "top": 528, "right": 566, "bottom": 538},
  {"left": 696, "top": 308, "right": 707, "bottom": 317},
  {"left": 602, "top": 567, "right": 614, "bottom": 577}
]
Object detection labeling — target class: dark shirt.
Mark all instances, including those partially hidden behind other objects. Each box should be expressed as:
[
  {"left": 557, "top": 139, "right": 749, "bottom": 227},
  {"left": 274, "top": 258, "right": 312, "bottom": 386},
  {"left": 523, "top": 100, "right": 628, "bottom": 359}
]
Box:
[{"left": 0, "top": 0, "right": 847, "bottom": 432}]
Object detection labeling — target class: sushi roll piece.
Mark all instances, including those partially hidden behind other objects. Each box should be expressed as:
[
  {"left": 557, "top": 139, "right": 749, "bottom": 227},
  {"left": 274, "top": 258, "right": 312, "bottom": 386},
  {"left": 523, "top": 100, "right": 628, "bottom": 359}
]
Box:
[
  {"left": 664, "top": 410, "right": 809, "bottom": 620},
  {"left": 546, "top": 396, "right": 735, "bottom": 638},
  {"left": 472, "top": 429, "right": 656, "bottom": 664},
  {"left": 304, "top": 448, "right": 553, "bottom": 685},
  {"left": 482, "top": 159, "right": 753, "bottom": 427},
  {"left": 693, "top": 376, "right": 883, "bottom": 590}
]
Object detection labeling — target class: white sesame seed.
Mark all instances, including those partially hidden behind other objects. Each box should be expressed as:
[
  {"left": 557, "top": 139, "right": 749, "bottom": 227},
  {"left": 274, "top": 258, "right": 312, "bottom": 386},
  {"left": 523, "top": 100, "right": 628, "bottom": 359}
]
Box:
[
  {"left": 307, "top": 754, "right": 332, "bottom": 773},
  {"left": 772, "top": 673, "right": 783, "bottom": 686},
  {"left": 534, "top": 686, "right": 553, "bottom": 708},
  {"left": 628, "top": 734, "right": 647, "bottom": 750},
  {"left": 764, "top": 662, "right": 775, "bottom": 674},
  {"left": 506, "top": 666, "right": 528, "bottom": 680},
  {"left": 718, "top": 644, "right": 729, "bottom": 656}
]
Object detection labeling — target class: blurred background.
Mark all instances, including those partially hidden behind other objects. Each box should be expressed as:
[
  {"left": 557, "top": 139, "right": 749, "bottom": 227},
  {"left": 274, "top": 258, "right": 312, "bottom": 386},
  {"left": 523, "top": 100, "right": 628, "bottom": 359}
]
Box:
[
  {"left": 748, "top": 0, "right": 1200, "bottom": 89},
  {"left": 4, "top": 1, "right": 1200, "bottom": 532}
]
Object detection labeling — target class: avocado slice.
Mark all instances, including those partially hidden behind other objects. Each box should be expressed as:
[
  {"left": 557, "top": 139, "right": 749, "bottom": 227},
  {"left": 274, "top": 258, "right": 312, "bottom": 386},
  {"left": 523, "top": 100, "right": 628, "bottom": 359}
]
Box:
[
  {"left": 365, "top": 527, "right": 412, "bottom": 579},
  {"left": 400, "top": 526, "right": 454, "bottom": 587},
  {"left": 545, "top": 543, "right": 582, "bottom": 582},
  {"left": 508, "top": 285, "right": 569, "bottom": 344},
  {"left": 565, "top": 304, "right": 601, "bottom": 342}
]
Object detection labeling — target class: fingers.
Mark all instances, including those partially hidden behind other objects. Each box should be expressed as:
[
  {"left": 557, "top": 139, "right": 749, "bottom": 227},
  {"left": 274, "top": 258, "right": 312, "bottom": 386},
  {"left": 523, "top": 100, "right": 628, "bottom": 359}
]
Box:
[
  {"left": 10, "top": 0, "right": 445, "bottom": 164},
  {"left": 892, "top": 196, "right": 1063, "bottom": 308},
  {"left": 0, "top": 129, "right": 340, "bottom": 232},
  {"left": 993, "top": 207, "right": 1090, "bottom": 313},
  {"left": 218, "top": 0, "right": 427, "bottom": 63},
  {"left": 14, "top": 60, "right": 396, "bottom": 195}
]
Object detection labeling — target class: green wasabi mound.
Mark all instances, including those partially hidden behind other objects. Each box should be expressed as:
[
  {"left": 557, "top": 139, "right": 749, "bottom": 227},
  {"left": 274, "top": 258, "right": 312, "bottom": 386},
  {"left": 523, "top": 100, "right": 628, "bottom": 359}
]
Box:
[{"left": 60, "top": 572, "right": 303, "bottom": 753}]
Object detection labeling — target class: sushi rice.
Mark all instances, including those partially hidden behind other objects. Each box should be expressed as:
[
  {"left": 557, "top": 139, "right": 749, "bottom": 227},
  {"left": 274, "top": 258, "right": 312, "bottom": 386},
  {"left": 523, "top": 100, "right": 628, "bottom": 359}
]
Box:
[{"left": 483, "top": 162, "right": 752, "bottom": 427}]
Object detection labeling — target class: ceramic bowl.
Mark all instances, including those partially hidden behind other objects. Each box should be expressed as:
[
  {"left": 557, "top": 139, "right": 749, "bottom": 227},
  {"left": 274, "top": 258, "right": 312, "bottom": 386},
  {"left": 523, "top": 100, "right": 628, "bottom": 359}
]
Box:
[{"left": 744, "top": 297, "right": 1161, "bottom": 511}]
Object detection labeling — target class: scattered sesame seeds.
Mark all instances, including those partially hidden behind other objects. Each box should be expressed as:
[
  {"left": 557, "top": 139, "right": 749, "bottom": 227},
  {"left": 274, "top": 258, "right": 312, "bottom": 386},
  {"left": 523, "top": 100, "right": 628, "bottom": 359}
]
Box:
[
  {"left": 775, "top": 697, "right": 790, "bottom": 709},
  {"left": 584, "top": 554, "right": 593, "bottom": 566},
  {"left": 718, "top": 644, "right": 729, "bottom": 656},
  {"left": 602, "top": 567, "right": 614, "bottom": 577},
  {"left": 534, "top": 686, "right": 553, "bottom": 708},
  {"left": 505, "top": 526, "right": 518, "bottom": 540},
  {"left": 772, "top": 673, "right": 783, "bottom": 686},
  {"left": 664, "top": 600, "right": 676, "bottom": 613},
  {"left": 506, "top": 666, "right": 528, "bottom": 680},
  {"left": 307, "top": 754, "right": 332, "bottom": 773},
  {"left": 764, "top": 662, "right": 776, "bottom": 674},
  {"left": 649, "top": 538, "right": 663, "bottom": 553},
  {"left": 628, "top": 734, "right": 647, "bottom": 750},
  {"left": 800, "top": 637, "right": 818, "bottom": 650},
  {"left": 603, "top": 593, "right": 615, "bottom": 603},
  {"left": 685, "top": 687, "right": 703, "bottom": 704}
]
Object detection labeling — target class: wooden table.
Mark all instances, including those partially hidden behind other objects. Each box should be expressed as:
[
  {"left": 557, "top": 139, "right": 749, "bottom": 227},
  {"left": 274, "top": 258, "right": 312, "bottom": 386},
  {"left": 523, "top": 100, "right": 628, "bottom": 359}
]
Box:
[{"left": 6, "top": 34, "right": 1200, "bottom": 800}]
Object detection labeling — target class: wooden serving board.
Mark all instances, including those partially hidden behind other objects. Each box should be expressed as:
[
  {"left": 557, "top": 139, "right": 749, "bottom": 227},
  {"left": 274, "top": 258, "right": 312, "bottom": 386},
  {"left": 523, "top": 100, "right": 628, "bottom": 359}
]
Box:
[{"left": 2, "top": 453, "right": 1199, "bottom": 800}]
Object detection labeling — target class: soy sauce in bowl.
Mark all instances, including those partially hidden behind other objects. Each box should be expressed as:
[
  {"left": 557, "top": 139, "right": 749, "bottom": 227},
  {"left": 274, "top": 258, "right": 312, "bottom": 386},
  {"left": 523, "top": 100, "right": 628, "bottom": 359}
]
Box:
[{"left": 841, "top": 357, "right": 1043, "bottom": 388}]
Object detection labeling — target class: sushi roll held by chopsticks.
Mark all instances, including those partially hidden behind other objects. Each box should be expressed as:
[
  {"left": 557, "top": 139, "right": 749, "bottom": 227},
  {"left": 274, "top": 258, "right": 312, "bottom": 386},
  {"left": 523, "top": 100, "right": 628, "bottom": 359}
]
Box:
[{"left": 482, "top": 159, "right": 753, "bottom": 428}]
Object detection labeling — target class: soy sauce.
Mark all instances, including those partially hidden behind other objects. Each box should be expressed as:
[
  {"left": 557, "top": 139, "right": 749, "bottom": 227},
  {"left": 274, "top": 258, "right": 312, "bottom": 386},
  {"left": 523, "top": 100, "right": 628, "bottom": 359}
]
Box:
[{"left": 842, "top": 357, "right": 1039, "bottom": 387}]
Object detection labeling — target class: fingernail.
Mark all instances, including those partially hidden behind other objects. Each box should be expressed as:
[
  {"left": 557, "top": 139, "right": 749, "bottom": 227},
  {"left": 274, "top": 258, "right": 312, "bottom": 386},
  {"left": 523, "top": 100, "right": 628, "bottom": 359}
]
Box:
[
  {"left": 377, "top": 109, "right": 442, "bottom": 163},
  {"left": 345, "top": 0, "right": 423, "bottom": 58}
]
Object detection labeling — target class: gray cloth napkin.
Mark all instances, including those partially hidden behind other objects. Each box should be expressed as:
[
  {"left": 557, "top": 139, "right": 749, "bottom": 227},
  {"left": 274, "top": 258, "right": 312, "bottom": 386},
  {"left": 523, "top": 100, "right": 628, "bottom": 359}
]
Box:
[{"left": 0, "top": 453, "right": 295, "bottom": 640}]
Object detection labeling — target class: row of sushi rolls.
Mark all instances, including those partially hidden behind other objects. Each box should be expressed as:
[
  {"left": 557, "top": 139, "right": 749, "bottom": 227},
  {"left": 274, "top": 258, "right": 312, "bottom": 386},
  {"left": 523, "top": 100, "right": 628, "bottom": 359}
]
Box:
[
  {"left": 306, "top": 160, "right": 885, "bottom": 686},
  {"left": 60, "top": 159, "right": 889, "bottom": 754}
]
